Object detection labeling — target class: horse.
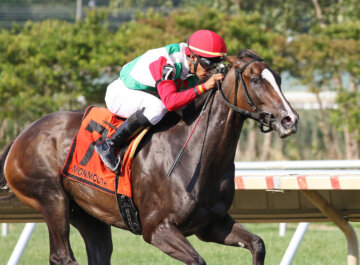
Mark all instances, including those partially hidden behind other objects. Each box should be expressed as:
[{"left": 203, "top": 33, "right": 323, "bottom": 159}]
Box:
[{"left": 0, "top": 49, "right": 298, "bottom": 265}]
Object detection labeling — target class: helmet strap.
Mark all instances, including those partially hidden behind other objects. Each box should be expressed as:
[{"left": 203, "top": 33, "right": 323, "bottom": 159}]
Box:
[
  {"left": 186, "top": 55, "right": 199, "bottom": 75},
  {"left": 187, "top": 39, "right": 202, "bottom": 75}
]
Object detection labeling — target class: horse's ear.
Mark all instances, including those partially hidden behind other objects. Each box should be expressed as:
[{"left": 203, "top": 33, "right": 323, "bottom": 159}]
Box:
[
  {"left": 246, "top": 48, "right": 260, "bottom": 57},
  {"left": 223, "top": 55, "right": 241, "bottom": 67}
]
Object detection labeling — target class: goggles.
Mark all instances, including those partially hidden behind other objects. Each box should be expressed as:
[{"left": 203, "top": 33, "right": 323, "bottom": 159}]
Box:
[
  {"left": 198, "top": 56, "right": 222, "bottom": 71},
  {"left": 186, "top": 41, "right": 223, "bottom": 71}
]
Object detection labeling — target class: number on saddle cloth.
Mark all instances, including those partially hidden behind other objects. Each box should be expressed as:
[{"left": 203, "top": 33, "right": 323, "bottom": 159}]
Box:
[
  {"left": 79, "top": 118, "right": 129, "bottom": 171},
  {"left": 61, "top": 106, "right": 143, "bottom": 235}
]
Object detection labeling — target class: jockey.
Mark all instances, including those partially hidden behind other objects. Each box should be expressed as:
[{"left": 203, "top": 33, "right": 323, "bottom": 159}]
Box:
[{"left": 95, "top": 29, "right": 227, "bottom": 171}]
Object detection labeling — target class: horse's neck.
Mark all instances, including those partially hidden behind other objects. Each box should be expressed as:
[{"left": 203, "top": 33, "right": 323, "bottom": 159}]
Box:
[
  {"left": 188, "top": 91, "right": 244, "bottom": 184},
  {"left": 206, "top": 91, "right": 243, "bottom": 156}
]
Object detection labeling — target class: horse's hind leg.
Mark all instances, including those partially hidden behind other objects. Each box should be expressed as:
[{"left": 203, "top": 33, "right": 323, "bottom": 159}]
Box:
[
  {"left": 5, "top": 168, "right": 77, "bottom": 264},
  {"left": 196, "top": 213, "right": 265, "bottom": 265},
  {"left": 69, "top": 201, "right": 113, "bottom": 265},
  {"left": 38, "top": 191, "right": 78, "bottom": 265}
]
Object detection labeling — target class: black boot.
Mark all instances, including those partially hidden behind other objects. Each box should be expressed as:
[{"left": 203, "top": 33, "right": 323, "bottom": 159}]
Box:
[{"left": 95, "top": 110, "right": 150, "bottom": 172}]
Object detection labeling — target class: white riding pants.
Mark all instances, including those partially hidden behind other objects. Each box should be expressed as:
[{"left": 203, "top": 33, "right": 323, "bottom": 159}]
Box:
[{"left": 105, "top": 78, "right": 168, "bottom": 125}]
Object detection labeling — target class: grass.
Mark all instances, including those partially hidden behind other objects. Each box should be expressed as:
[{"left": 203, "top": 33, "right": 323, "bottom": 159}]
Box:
[{"left": 0, "top": 222, "right": 358, "bottom": 264}]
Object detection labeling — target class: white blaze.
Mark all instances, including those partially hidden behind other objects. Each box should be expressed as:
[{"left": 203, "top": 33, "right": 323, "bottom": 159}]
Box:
[{"left": 261, "top": 69, "right": 296, "bottom": 120}]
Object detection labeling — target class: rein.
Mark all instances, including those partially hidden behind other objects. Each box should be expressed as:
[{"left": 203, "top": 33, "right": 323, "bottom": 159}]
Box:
[
  {"left": 217, "top": 59, "right": 275, "bottom": 133},
  {"left": 167, "top": 88, "right": 216, "bottom": 177}
]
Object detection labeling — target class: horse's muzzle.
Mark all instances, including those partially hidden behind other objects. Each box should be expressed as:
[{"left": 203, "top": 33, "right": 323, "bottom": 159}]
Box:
[{"left": 273, "top": 113, "right": 299, "bottom": 138}]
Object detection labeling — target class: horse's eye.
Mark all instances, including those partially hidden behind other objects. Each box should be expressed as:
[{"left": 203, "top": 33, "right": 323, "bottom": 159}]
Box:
[{"left": 252, "top": 78, "right": 260, "bottom": 85}]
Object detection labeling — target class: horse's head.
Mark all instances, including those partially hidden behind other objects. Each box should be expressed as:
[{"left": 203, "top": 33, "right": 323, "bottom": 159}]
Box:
[{"left": 221, "top": 49, "right": 299, "bottom": 138}]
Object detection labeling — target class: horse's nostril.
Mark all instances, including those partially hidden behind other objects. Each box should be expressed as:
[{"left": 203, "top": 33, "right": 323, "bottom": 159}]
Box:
[{"left": 281, "top": 116, "right": 292, "bottom": 129}]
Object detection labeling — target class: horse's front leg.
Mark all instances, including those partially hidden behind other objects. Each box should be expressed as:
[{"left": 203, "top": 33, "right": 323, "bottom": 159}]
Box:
[
  {"left": 196, "top": 213, "right": 265, "bottom": 265},
  {"left": 143, "top": 221, "right": 206, "bottom": 265}
]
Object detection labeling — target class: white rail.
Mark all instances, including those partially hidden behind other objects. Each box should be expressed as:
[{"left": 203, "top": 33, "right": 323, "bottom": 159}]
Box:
[
  {"left": 235, "top": 160, "right": 360, "bottom": 170},
  {"left": 235, "top": 160, "right": 360, "bottom": 265},
  {"left": 280, "top": 223, "right": 310, "bottom": 265},
  {"left": 7, "top": 223, "right": 36, "bottom": 265}
]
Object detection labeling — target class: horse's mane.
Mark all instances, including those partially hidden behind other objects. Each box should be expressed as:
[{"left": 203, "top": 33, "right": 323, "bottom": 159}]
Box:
[
  {"left": 181, "top": 91, "right": 209, "bottom": 123},
  {"left": 237, "top": 49, "right": 262, "bottom": 60},
  {"left": 237, "top": 49, "right": 281, "bottom": 85}
]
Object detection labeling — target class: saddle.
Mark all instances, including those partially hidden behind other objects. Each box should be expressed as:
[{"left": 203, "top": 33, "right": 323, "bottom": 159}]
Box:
[{"left": 61, "top": 105, "right": 148, "bottom": 234}]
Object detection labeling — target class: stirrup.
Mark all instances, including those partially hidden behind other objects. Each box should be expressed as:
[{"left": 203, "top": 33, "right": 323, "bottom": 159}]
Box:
[
  {"left": 102, "top": 155, "right": 121, "bottom": 173},
  {"left": 95, "top": 142, "right": 119, "bottom": 172}
]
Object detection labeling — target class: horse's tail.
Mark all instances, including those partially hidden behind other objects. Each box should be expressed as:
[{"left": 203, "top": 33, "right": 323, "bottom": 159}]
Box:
[{"left": 0, "top": 141, "right": 13, "bottom": 189}]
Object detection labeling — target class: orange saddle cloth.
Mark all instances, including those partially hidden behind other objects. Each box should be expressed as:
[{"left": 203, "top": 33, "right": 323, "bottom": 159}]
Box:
[{"left": 61, "top": 106, "right": 148, "bottom": 198}]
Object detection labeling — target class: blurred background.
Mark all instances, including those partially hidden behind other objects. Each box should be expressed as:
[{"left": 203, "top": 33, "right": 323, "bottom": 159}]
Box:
[{"left": 0, "top": 0, "right": 359, "bottom": 161}]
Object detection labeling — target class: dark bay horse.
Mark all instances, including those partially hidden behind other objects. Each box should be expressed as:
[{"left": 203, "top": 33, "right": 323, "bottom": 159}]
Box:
[{"left": 0, "top": 50, "right": 298, "bottom": 265}]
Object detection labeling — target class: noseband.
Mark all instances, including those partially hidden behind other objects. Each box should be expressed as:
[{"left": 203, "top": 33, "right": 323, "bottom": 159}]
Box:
[{"left": 217, "top": 59, "right": 275, "bottom": 133}]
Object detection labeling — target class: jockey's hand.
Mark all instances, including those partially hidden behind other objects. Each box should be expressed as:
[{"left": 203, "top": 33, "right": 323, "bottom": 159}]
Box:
[{"left": 203, "top": 73, "right": 224, "bottom": 91}]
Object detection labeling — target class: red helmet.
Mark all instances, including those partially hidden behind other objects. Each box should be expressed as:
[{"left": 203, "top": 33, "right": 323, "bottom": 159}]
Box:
[{"left": 185, "top": 30, "right": 227, "bottom": 58}]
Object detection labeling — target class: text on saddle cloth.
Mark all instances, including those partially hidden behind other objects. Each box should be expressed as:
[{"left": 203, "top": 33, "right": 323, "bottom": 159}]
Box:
[{"left": 61, "top": 105, "right": 149, "bottom": 198}]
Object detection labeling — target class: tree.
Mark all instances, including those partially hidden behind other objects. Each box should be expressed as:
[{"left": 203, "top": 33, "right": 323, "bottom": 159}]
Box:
[{"left": 287, "top": 20, "right": 360, "bottom": 159}]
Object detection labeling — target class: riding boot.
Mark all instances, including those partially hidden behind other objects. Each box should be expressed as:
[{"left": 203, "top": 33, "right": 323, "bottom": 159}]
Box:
[{"left": 95, "top": 110, "right": 150, "bottom": 172}]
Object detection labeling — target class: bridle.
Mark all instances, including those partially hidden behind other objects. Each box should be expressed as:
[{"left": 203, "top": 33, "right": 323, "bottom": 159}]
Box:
[
  {"left": 217, "top": 58, "right": 276, "bottom": 133},
  {"left": 168, "top": 57, "right": 275, "bottom": 177}
]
